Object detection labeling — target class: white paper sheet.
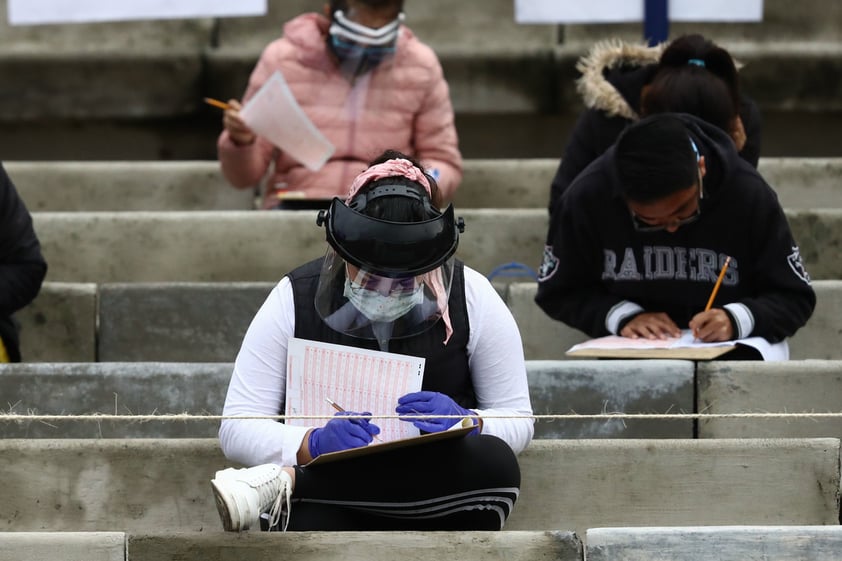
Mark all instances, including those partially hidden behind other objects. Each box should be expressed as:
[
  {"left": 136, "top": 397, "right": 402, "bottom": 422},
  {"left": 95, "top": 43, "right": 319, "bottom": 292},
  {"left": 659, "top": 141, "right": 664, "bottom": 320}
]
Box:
[
  {"left": 239, "top": 71, "right": 336, "bottom": 172},
  {"left": 8, "top": 0, "right": 267, "bottom": 25},
  {"left": 285, "top": 337, "right": 425, "bottom": 442},
  {"left": 514, "top": 0, "right": 763, "bottom": 23},
  {"left": 567, "top": 329, "right": 788, "bottom": 361}
]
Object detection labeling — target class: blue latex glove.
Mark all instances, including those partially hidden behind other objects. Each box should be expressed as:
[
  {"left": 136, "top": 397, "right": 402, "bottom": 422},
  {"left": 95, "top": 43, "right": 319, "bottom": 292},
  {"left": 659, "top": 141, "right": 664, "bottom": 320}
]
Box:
[
  {"left": 308, "top": 411, "right": 381, "bottom": 458},
  {"left": 395, "top": 391, "right": 477, "bottom": 433}
]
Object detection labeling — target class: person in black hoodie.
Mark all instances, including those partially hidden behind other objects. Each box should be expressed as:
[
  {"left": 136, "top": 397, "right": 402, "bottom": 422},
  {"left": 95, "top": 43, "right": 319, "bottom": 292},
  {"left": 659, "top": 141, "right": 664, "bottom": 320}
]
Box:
[
  {"left": 535, "top": 113, "right": 814, "bottom": 359},
  {"left": 0, "top": 162, "right": 47, "bottom": 362},
  {"left": 548, "top": 34, "right": 762, "bottom": 215}
]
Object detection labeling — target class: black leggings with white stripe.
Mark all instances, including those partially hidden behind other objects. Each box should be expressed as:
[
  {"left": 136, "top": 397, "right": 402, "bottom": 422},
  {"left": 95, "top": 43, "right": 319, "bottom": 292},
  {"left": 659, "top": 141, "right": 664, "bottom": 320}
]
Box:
[{"left": 276, "top": 434, "right": 521, "bottom": 531}]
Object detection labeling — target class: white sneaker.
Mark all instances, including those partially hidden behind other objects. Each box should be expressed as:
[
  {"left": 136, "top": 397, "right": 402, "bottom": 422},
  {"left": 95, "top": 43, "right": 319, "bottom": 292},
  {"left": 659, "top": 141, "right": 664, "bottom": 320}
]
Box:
[{"left": 211, "top": 464, "right": 292, "bottom": 532}]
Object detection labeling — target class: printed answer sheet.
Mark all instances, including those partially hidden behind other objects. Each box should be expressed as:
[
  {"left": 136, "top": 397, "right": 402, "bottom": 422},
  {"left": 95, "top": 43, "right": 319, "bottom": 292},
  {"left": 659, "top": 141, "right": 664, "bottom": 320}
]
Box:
[{"left": 285, "top": 338, "right": 425, "bottom": 441}]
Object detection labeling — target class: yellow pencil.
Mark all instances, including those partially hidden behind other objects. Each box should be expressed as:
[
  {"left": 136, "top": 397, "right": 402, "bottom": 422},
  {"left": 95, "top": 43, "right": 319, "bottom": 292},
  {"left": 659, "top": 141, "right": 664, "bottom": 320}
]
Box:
[
  {"left": 705, "top": 256, "right": 732, "bottom": 311},
  {"left": 203, "top": 97, "right": 231, "bottom": 110}
]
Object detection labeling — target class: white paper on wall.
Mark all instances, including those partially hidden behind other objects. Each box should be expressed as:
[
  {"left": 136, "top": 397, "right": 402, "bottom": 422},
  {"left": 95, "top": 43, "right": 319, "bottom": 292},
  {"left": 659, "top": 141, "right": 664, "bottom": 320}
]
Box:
[
  {"left": 8, "top": 0, "right": 267, "bottom": 25},
  {"left": 514, "top": 0, "right": 763, "bottom": 24}
]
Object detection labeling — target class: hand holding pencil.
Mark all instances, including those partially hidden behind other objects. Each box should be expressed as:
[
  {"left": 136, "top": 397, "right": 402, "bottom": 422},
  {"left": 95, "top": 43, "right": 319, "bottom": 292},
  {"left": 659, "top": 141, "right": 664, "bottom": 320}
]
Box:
[
  {"left": 689, "top": 256, "right": 733, "bottom": 342},
  {"left": 205, "top": 97, "right": 256, "bottom": 147}
]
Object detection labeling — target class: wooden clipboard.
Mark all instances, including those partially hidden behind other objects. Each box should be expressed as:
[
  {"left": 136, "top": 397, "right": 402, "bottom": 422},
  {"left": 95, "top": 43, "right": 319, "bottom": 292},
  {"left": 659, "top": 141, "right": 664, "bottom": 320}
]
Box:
[
  {"left": 305, "top": 420, "right": 476, "bottom": 466},
  {"left": 566, "top": 345, "right": 737, "bottom": 360}
]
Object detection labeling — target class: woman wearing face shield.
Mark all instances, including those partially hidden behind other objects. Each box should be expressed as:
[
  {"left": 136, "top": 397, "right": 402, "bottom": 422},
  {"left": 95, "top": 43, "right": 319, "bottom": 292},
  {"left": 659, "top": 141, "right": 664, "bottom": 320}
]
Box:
[
  {"left": 211, "top": 150, "right": 534, "bottom": 532},
  {"left": 216, "top": 0, "right": 462, "bottom": 210}
]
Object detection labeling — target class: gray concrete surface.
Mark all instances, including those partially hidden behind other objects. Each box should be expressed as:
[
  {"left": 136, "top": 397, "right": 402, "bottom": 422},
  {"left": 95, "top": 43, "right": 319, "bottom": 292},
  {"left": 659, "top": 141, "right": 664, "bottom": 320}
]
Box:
[
  {"left": 507, "top": 280, "right": 842, "bottom": 361},
  {"left": 586, "top": 526, "right": 842, "bottom": 561},
  {"left": 0, "top": 362, "right": 231, "bottom": 438},
  {"left": 30, "top": 209, "right": 842, "bottom": 283},
  {"left": 128, "top": 531, "right": 583, "bottom": 561},
  {"left": 17, "top": 282, "right": 96, "bottom": 362},
  {"left": 0, "top": 532, "right": 124, "bottom": 561},
  {"left": 8, "top": 158, "right": 842, "bottom": 211},
  {"left": 0, "top": 359, "right": 690, "bottom": 439},
  {"left": 15, "top": 280, "right": 842, "bottom": 363},
  {"left": 698, "top": 360, "right": 842, "bottom": 439},
  {"left": 527, "top": 360, "right": 693, "bottom": 439},
  {"left": 98, "top": 283, "right": 274, "bottom": 361},
  {"left": 1, "top": 438, "right": 838, "bottom": 534}
]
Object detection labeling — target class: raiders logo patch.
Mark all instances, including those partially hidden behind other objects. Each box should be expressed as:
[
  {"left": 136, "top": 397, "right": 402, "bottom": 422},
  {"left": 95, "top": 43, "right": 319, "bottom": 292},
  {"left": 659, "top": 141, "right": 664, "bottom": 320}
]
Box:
[
  {"left": 787, "top": 245, "right": 811, "bottom": 284},
  {"left": 537, "top": 245, "right": 560, "bottom": 282}
]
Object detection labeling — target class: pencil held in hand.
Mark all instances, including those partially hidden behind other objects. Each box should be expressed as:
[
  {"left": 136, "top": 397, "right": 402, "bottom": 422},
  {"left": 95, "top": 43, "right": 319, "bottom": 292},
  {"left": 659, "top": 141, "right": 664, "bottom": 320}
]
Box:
[
  {"left": 705, "top": 256, "right": 732, "bottom": 311},
  {"left": 203, "top": 97, "right": 231, "bottom": 110},
  {"left": 325, "top": 397, "right": 383, "bottom": 442}
]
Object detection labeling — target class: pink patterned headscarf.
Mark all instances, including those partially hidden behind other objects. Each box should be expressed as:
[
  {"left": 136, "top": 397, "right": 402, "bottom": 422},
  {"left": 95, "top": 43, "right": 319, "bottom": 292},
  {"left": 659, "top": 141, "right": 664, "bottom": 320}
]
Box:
[
  {"left": 346, "top": 158, "right": 433, "bottom": 202},
  {"left": 346, "top": 158, "right": 453, "bottom": 345}
]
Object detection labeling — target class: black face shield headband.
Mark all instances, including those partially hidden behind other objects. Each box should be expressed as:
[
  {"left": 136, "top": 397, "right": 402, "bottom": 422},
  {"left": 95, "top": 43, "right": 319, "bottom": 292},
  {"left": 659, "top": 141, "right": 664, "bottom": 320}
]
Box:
[{"left": 317, "top": 196, "right": 464, "bottom": 278}]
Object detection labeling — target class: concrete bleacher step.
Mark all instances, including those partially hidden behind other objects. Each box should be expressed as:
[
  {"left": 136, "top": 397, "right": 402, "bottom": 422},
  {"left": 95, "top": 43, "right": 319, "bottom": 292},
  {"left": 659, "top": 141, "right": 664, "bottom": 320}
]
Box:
[
  {"left": 0, "top": 532, "right": 582, "bottom": 561},
  {"left": 1, "top": 0, "right": 841, "bottom": 160},
  {"left": 8, "top": 158, "right": 842, "bottom": 211},
  {"left": 2, "top": 438, "right": 837, "bottom": 535},
  {"left": 585, "top": 526, "right": 842, "bottom": 561},
  {"left": 17, "top": 280, "right": 842, "bottom": 362},
  {"left": 29, "top": 209, "right": 842, "bottom": 283},
  {"left": 0, "top": 359, "right": 696, "bottom": 439},
  {"left": 698, "top": 360, "right": 842, "bottom": 438}
]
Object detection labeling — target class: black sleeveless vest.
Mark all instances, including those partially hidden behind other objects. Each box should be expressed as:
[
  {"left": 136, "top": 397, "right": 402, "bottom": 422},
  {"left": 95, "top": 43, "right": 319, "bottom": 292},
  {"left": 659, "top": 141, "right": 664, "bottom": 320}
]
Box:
[{"left": 288, "top": 258, "right": 476, "bottom": 409}]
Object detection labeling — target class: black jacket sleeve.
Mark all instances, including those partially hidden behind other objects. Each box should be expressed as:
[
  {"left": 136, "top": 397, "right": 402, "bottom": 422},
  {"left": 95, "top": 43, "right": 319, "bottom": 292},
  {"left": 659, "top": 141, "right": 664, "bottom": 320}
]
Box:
[
  {"left": 548, "top": 110, "right": 631, "bottom": 215},
  {"left": 0, "top": 163, "right": 47, "bottom": 316},
  {"left": 734, "top": 186, "right": 815, "bottom": 341}
]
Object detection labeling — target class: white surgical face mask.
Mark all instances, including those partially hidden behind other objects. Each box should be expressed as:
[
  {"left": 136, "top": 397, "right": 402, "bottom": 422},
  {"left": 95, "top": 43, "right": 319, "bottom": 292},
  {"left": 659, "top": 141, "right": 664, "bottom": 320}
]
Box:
[{"left": 343, "top": 278, "right": 423, "bottom": 322}]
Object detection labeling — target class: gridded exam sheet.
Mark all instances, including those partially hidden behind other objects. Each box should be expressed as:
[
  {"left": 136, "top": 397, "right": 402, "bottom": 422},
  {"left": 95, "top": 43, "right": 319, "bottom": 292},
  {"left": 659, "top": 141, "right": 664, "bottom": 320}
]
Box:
[{"left": 285, "top": 337, "right": 425, "bottom": 442}]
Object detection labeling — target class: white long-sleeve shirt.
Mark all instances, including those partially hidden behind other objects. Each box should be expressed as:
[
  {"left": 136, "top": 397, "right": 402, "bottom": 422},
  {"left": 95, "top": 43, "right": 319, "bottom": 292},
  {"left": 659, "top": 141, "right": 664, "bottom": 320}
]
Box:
[{"left": 219, "top": 265, "right": 534, "bottom": 467}]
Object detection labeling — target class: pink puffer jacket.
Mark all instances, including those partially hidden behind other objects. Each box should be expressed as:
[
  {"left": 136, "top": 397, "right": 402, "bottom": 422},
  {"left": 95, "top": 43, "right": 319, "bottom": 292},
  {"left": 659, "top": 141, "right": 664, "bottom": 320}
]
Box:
[{"left": 217, "top": 13, "right": 463, "bottom": 209}]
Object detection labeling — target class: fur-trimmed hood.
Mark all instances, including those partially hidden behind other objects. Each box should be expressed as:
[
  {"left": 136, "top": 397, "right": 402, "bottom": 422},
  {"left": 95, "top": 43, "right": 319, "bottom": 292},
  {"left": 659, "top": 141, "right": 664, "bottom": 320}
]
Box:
[{"left": 575, "top": 40, "right": 663, "bottom": 120}]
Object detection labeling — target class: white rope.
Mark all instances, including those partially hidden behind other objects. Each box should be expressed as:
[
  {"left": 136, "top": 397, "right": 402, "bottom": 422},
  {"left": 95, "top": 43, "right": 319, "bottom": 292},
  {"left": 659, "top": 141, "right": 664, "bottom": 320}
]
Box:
[{"left": 3, "top": 412, "right": 842, "bottom": 423}]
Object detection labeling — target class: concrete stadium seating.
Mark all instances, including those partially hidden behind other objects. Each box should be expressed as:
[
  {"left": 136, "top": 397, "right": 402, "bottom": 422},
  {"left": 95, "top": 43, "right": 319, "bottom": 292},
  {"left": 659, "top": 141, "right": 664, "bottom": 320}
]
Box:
[
  {"left": 2, "top": 438, "right": 837, "bottom": 536},
  {"left": 0, "top": 359, "right": 695, "bottom": 439},
  {"left": 16, "top": 280, "right": 842, "bottom": 362},
  {"left": 698, "top": 360, "right": 842, "bottom": 439},
  {"left": 0, "top": 531, "right": 582, "bottom": 561},
  {"left": 5, "top": 526, "right": 842, "bottom": 561},
  {"left": 29, "top": 209, "right": 842, "bottom": 283},
  {"left": 0, "top": 532, "right": 124, "bottom": 561},
  {"left": 8, "top": 158, "right": 842, "bottom": 211},
  {"left": 585, "top": 526, "right": 842, "bottom": 561}
]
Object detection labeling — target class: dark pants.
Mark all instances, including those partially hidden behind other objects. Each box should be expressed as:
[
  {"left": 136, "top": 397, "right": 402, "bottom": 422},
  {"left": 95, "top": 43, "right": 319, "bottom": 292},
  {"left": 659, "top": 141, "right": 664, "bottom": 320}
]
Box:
[{"left": 275, "top": 434, "right": 521, "bottom": 531}]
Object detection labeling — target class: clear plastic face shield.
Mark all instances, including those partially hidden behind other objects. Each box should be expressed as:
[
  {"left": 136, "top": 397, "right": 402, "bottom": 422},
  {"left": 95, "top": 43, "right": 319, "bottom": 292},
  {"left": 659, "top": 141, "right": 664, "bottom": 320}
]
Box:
[
  {"left": 328, "top": 9, "right": 404, "bottom": 79},
  {"left": 315, "top": 193, "right": 464, "bottom": 350}
]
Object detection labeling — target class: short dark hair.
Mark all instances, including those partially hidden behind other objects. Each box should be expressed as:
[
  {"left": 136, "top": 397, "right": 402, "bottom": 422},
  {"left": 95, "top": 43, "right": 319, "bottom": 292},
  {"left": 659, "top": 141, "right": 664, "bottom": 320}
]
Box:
[
  {"left": 614, "top": 114, "right": 699, "bottom": 203},
  {"left": 641, "top": 34, "right": 740, "bottom": 133},
  {"left": 352, "top": 149, "right": 441, "bottom": 222}
]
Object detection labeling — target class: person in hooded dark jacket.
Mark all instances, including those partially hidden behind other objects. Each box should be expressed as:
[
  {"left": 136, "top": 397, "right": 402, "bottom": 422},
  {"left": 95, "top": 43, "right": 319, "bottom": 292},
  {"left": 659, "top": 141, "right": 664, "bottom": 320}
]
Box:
[
  {"left": 535, "top": 113, "right": 814, "bottom": 360},
  {"left": 548, "top": 34, "right": 762, "bottom": 215},
  {"left": 0, "top": 163, "right": 47, "bottom": 362}
]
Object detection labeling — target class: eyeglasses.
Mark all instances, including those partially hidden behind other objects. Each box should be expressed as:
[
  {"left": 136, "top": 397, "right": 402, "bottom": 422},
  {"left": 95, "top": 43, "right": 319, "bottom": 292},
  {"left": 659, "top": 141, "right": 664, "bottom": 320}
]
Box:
[{"left": 630, "top": 167, "right": 704, "bottom": 233}]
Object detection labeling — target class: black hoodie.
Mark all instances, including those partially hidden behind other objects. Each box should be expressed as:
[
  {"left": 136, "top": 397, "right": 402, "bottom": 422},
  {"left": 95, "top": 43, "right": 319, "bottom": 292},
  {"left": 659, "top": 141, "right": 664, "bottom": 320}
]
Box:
[
  {"left": 535, "top": 114, "right": 814, "bottom": 344},
  {"left": 548, "top": 41, "right": 762, "bottom": 214},
  {"left": 0, "top": 163, "right": 47, "bottom": 361}
]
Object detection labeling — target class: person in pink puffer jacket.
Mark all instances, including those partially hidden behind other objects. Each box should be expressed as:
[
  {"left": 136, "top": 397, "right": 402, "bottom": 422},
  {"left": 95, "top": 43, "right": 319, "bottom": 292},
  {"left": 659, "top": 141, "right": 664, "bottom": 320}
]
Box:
[{"left": 217, "top": 0, "right": 463, "bottom": 210}]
